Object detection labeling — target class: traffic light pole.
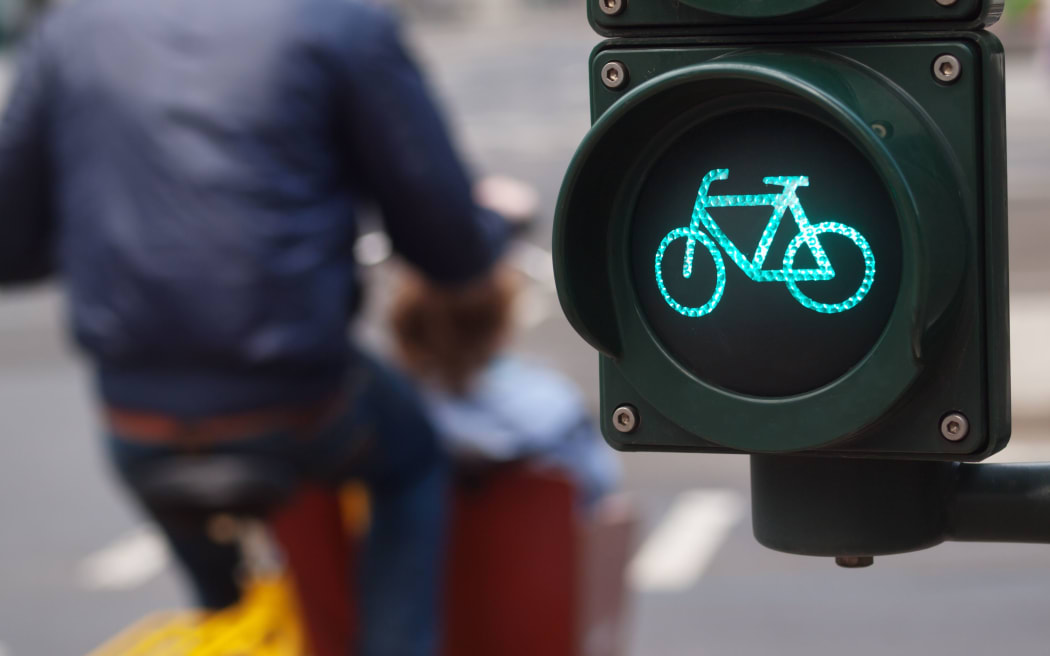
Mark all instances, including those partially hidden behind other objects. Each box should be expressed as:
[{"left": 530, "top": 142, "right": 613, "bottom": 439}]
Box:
[{"left": 751, "top": 456, "right": 1050, "bottom": 566}]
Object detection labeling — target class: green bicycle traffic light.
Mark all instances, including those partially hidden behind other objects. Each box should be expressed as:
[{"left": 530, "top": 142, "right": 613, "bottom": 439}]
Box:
[{"left": 553, "top": 2, "right": 1008, "bottom": 459}]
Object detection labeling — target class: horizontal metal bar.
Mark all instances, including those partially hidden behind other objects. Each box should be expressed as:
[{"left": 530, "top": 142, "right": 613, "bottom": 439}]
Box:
[{"left": 949, "top": 462, "right": 1050, "bottom": 543}]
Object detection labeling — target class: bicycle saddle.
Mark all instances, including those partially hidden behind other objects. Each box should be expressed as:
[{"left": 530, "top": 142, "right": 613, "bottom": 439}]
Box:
[{"left": 127, "top": 455, "right": 298, "bottom": 520}]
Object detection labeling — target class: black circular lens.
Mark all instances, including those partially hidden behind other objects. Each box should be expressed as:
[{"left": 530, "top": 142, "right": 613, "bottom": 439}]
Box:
[{"left": 631, "top": 109, "right": 902, "bottom": 398}]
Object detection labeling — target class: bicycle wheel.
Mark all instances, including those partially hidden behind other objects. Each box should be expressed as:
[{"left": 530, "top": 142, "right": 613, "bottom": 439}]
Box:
[
  {"left": 783, "top": 222, "right": 875, "bottom": 314},
  {"left": 655, "top": 227, "right": 726, "bottom": 317}
]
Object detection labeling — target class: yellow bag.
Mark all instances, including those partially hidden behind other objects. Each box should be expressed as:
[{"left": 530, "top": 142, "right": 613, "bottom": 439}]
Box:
[{"left": 88, "top": 578, "right": 304, "bottom": 656}]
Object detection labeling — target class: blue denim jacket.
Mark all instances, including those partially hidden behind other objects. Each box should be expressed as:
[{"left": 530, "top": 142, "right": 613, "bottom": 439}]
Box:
[{"left": 0, "top": 0, "right": 506, "bottom": 415}]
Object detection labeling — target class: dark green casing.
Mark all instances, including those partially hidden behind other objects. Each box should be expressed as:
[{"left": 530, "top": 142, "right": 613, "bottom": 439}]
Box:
[
  {"left": 553, "top": 31, "right": 1009, "bottom": 460},
  {"left": 591, "top": 0, "right": 1004, "bottom": 37}
]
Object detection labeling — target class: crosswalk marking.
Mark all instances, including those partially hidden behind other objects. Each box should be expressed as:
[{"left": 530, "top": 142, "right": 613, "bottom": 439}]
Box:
[
  {"left": 507, "top": 241, "right": 557, "bottom": 291},
  {"left": 629, "top": 489, "right": 745, "bottom": 593},
  {"left": 77, "top": 526, "right": 169, "bottom": 591},
  {"left": 1009, "top": 293, "right": 1050, "bottom": 420},
  {"left": 989, "top": 440, "right": 1050, "bottom": 463}
]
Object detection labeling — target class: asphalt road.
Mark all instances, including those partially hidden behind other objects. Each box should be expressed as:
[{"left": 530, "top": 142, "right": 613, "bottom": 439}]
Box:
[{"left": 3, "top": 6, "right": 1050, "bottom": 655}]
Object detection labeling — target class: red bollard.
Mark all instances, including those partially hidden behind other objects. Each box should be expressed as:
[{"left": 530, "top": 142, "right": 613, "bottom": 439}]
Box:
[
  {"left": 443, "top": 466, "right": 578, "bottom": 656},
  {"left": 271, "top": 485, "right": 357, "bottom": 656}
]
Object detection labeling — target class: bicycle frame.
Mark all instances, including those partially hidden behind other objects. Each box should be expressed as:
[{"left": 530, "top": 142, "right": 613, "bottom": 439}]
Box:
[{"left": 682, "top": 169, "right": 834, "bottom": 284}]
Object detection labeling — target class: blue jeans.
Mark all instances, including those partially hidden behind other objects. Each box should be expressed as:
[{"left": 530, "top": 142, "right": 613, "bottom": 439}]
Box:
[{"left": 108, "top": 353, "right": 448, "bottom": 656}]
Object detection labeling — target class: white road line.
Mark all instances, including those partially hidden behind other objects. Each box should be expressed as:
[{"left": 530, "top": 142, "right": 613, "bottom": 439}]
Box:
[
  {"left": 77, "top": 526, "right": 169, "bottom": 591},
  {"left": 629, "top": 489, "right": 745, "bottom": 593},
  {"left": 509, "top": 242, "right": 558, "bottom": 329},
  {"left": 1009, "top": 293, "right": 1050, "bottom": 420},
  {"left": 508, "top": 241, "right": 556, "bottom": 291},
  {"left": 516, "top": 283, "right": 555, "bottom": 329},
  {"left": 988, "top": 439, "right": 1050, "bottom": 463}
]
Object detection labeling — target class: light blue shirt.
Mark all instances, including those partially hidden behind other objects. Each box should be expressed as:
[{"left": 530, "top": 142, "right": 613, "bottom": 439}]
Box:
[{"left": 422, "top": 357, "right": 620, "bottom": 508}]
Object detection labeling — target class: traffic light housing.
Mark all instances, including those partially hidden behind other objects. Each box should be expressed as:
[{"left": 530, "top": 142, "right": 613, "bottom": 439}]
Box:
[
  {"left": 591, "top": 0, "right": 1004, "bottom": 36},
  {"left": 554, "top": 3, "right": 1008, "bottom": 460}
]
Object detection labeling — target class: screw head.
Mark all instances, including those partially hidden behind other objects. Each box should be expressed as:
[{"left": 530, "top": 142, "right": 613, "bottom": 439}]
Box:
[
  {"left": 935, "top": 0, "right": 958, "bottom": 6},
  {"left": 933, "top": 54, "right": 962, "bottom": 84},
  {"left": 612, "top": 405, "right": 638, "bottom": 433},
  {"left": 601, "top": 61, "right": 628, "bottom": 90},
  {"left": 598, "top": 0, "right": 625, "bottom": 16},
  {"left": 940, "top": 412, "right": 970, "bottom": 442}
]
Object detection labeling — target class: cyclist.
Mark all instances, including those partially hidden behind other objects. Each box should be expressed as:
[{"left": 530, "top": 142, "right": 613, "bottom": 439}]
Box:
[{"left": 0, "top": 1, "right": 506, "bottom": 655}]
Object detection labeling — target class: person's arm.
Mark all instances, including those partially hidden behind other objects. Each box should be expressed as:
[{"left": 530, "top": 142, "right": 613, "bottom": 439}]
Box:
[
  {"left": 0, "top": 29, "right": 55, "bottom": 286},
  {"left": 331, "top": 7, "right": 507, "bottom": 284}
]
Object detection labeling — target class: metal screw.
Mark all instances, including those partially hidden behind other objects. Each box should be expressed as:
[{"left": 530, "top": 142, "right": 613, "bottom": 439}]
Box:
[
  {"left": 612, "top": 405, "right": 638, "bottom": 433},
  {"left": 940, "top": 412, "right": 970, "bottom": 442},
  {"left": 933, "top": 54, "right": 962, "bottom": 84},
  {"left": 870, "top": 122, "right": 889, "bottom": 139},
  {"left": 598, "top": 0, "right": 624, "bottom": 16},
  {"left": 935, "top": 0, "right": 958, "bottom": 6},
  {"left": 836, "top": 556, "right": 874, "bottom": 569},
  {"left": 601, "top": 61, "right": 629, "bottom": 90}
]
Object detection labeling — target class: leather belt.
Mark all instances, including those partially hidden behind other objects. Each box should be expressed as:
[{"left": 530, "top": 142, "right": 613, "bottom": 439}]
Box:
[{"left": 106, "top": 392, "right": 348, "bottom": 446}]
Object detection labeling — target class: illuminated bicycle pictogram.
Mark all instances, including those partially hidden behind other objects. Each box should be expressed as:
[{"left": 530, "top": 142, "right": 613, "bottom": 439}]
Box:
[{"left": 655, "top": 168, "right": 876, "bottom": 317}]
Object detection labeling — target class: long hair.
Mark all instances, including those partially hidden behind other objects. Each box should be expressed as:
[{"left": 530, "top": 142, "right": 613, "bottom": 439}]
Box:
[{"left": 390, "top": 268, "right": 518, "bottom": 394}]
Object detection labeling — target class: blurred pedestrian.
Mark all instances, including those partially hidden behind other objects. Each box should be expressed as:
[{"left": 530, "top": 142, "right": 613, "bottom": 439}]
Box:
[
  {"left": 391, "top": 266, "right": 619, "bottom": 510},
  {"left": 0, "top": 1, "right": 506, "bottom": 654}
]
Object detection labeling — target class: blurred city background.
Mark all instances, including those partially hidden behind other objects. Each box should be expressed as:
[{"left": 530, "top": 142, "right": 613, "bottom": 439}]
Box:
[{"left": 1, "top": 0, "right": 1050, "bottom": 654}]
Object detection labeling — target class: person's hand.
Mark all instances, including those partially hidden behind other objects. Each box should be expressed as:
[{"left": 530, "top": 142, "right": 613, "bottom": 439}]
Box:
[{"left": 391, "top": 266, "right": 519, "bottom": 392}]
